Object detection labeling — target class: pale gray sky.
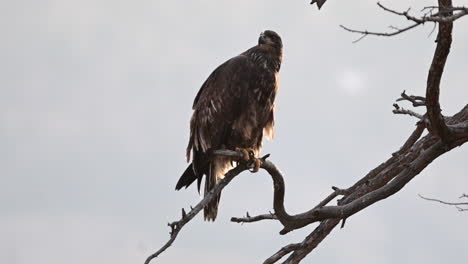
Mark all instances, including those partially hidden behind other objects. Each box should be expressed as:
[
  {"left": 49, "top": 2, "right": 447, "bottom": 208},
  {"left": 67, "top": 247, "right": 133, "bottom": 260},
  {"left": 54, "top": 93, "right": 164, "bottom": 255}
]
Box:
[{"left": 1, "top": 0, "right": 468, "bottom": 263}]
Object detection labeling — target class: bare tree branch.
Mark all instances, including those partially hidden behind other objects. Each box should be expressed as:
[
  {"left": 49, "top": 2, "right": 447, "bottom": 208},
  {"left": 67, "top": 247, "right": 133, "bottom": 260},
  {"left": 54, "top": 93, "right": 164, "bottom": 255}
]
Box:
[
  {"left": 396, "top": 90, "right": 426, "bottom": 107},
  {"left": 269, "top": 115, "right": 467, "bottom": 263},
  {"left": 341, "top": 1, "right": 461, "bottom": 142},
  {"left": 273, "top": 135, "right": 460, "bottom": 233},
  {"left": 340, "top": 2, "right": 468, "bottom": 42},
  {"left": 424, "top": 0, "right": 453, "bottom": 140},
  {"left": 393, "top": 104, "right": 424, "bottom": 120},
  {"left": 376, "top": 3, "right": 468, "bottom": 23},
  {"left": 419, "top": 194, "right": 468, "bottom": 211},
  {"left": 223, "top": 104, "right": 466, "bottom": 264},
  {"left": 340, "top": 23, "right": 420, "bottom": 43},
  {"left": 147, "top": 105, "right": 468, "bottom": 264},
  {"left": 231, "top": 185, "right": 349, "bottom": 224},
  {"left": 377, "top": 3, "right": 423, "bottom": 23},
  {"left": 144, "top": 153, "right": 250, "bottom": 264},
  {"left": 231, "top": 212, "right": 278, "bottom": 223},
  {"left": 236, "top": 103, "right": 467, "bottom": 263},
  {"left": 423, "top": 7, "right": 468, "bottom": 22}
]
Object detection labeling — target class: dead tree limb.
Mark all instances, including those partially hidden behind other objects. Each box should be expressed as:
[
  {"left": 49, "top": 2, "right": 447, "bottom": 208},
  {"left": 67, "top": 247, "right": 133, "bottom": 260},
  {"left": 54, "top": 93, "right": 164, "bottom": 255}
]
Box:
[
  {"left": 255, "top": 108, "right": 468, "bottom": 264},
  {"left": 144, "top": 153, "right": 249, "bottom": 264},
  {"left": 425, "top": 0, "right": 452, "bottom": 140}
]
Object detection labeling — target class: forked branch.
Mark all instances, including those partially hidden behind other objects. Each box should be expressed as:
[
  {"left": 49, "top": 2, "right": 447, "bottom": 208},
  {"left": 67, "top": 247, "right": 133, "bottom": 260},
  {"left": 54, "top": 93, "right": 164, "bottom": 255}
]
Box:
[
  {"left": 340, "top": 2, "right": 468, "bottom": 42},
  {"left": 256, "top": 102, "right": 468, "bottom": 263}
]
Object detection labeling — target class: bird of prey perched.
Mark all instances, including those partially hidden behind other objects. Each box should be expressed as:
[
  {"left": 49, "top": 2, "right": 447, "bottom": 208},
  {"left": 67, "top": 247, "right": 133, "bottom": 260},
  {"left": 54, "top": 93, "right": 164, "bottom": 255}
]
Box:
[{"left": 175, "top": 30, "right": 283, "bottom": 221}]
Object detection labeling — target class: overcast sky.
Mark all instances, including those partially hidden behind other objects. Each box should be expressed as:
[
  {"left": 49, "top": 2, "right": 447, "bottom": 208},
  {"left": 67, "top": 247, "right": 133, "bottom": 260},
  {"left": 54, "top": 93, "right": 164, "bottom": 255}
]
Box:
[{"left": 1, "top": 0, "right": 468, "bottom": 263}]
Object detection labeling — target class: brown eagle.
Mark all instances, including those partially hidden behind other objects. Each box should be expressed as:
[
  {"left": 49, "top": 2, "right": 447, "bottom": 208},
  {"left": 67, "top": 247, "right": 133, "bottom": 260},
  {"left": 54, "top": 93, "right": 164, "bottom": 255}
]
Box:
[{"left": 175, "top": 30, "right": 283, "bottom": 221}]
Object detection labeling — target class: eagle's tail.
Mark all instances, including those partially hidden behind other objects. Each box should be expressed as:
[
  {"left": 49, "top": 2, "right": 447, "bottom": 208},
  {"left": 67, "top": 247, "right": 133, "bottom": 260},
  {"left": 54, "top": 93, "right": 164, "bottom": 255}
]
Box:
[
  {"left": 176, "top": 152, "right": 207, "bottom": 192},
  {"left": 175, "top": 163, "right": 198, "bottom": 191},
  {"left": 204, "top": 156, "right": 232, "bottom": 221}
]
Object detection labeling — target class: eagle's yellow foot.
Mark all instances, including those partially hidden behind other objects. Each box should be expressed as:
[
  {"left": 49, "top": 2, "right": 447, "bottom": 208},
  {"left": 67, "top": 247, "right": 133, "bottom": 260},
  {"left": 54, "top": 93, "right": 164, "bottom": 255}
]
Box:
[
  {"left": 235, "top": 147, "right": 255, "bottom": 162},
  {"left": 251, "top": 158, "right": 262, "bottom": 172},
  {"left": 235, "top": 147, "right": 261, "bottom": 172}
]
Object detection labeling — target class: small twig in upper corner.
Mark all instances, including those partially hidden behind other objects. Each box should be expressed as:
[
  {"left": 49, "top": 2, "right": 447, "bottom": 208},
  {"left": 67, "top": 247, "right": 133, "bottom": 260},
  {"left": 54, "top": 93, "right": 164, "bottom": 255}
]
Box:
[
  {"left": 378, "top": 3, "right": 468, "bottom": 23},
  {"left": 341, "top": 3, "right": 468, "bottom": 43},
  {"left": 377, "top": 2, "right": 424, "bottom": 23}
]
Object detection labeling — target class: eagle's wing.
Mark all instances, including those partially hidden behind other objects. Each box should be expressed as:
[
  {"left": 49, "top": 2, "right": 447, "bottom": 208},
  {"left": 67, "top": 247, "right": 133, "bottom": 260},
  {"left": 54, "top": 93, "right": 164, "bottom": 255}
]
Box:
[
  {"left": 179, "top": 55, "right": 258, "bottom": 220},
  {"left": 177, "top": 55, "right": 256, "bottom": 194},
  {"left": 187, "top": 55, "right": 256, "bottom": 160}
]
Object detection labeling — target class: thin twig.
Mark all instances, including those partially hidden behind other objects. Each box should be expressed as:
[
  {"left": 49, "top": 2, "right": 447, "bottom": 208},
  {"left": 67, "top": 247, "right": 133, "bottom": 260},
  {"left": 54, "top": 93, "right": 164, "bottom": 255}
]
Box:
[
  {"left": 393, "top": 104, "right": 424, "bottom": 120},
  {"left": 396, "top": 90, "right": 426, "bottom": 107},
  {"left": 419, "top": 194, "right": 468, "bottom": 211},
  {"left": 231, "top": 212, "right": 278, "bottom": 223},
  {"left": 340, "top": 23, "right": 421, "bottom": 43},
  {"left": 377, "top": 2, "right": 423, "bottom": 23}
]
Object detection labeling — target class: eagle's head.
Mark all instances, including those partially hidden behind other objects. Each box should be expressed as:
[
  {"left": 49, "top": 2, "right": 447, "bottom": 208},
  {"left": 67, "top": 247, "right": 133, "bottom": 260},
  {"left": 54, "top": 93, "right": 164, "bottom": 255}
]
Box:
[{"left": 258, "top": 30, "right": 282, "bottom": 49}]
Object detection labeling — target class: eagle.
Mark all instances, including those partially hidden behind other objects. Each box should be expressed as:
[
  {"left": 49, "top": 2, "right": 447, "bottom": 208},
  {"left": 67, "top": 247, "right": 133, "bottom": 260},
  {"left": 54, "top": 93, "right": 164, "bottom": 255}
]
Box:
[{"left": 175, "top": 30, "right": 283, "bottom": 221}]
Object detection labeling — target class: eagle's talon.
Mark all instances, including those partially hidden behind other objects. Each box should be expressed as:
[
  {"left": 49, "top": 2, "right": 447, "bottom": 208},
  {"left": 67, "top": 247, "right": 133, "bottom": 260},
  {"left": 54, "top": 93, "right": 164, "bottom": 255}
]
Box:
[
  {"left": 235, "top": 147, "right": 255, "bottom": 162},
  {"left": 245, "top": 148, "right": 257, "bottom": 161},
  {"left": 235, "top": 147, "right": 261, "bottom": 172},
  {"left": 251, "top": 158, "right": 262, "bottom": 173}
]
